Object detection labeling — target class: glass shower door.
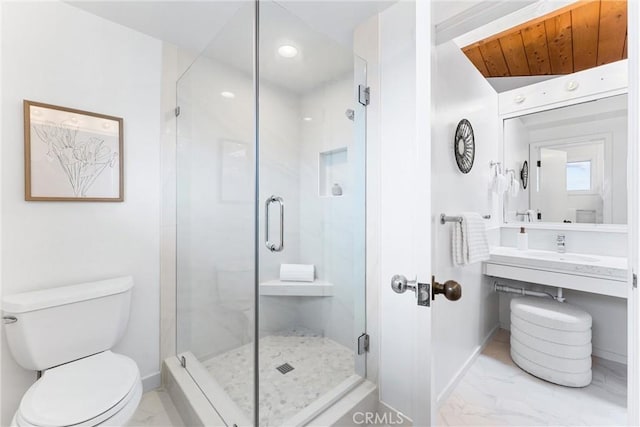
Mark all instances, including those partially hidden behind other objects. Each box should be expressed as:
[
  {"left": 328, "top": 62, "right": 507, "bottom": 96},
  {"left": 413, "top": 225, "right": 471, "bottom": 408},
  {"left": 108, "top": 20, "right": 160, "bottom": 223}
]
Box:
[
  {"left": 175, "top": 2, "right": 366, "bottom": 425},
  {"left": 256, "top": 2, "right": 367, "bottom": 425},
  {"left": 176, "top": 3, "right": 256, "bottom": 425}
]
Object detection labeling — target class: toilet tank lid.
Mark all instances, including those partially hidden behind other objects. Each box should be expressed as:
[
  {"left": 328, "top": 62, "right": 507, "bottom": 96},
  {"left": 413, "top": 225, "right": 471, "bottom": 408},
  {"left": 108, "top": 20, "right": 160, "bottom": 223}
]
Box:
[{"left": 2, "top": 276, "right": 133, "bottom": 314}]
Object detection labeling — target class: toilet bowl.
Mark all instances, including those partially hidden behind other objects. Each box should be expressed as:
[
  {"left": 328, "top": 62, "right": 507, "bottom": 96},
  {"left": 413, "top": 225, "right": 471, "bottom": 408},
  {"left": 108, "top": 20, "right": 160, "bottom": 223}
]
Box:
[
  {"left": 11, "top": 352, "right": 142, "bottom": 427},
  {"left": 2, "top": 277, "right": 142, "bottom": 426}
]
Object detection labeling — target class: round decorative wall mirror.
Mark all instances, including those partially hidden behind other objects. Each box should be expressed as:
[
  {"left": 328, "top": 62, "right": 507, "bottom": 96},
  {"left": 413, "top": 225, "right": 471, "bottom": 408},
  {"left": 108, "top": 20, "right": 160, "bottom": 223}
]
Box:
[
  {"left": 454, "top": 119, "right": 475, "bottom": 174},
  {"left": 521, "top": 160, "right": 529, "bottom": 189}
]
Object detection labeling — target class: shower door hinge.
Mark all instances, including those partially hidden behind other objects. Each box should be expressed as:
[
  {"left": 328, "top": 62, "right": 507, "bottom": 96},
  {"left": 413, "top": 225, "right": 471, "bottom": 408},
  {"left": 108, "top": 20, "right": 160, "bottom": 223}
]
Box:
[
  {"left": 357, "top": 333, "right": 370, "bottom": 355},
  {"left": 358, "top": 85, "right": 370, "bottom": 106},
  {"left": 180, "top": 355, "right": 186, "bottom": 368},
  {"left": 633, "top": 272, "right": 637, "bottom": 288},
  {"left": 175, "top": 106, "right": 181, "bottom": 117}
]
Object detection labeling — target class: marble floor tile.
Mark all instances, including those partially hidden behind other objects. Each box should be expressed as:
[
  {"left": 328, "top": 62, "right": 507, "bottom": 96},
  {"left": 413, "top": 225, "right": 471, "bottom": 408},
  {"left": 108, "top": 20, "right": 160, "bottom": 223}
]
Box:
[
  {"left": 127, "top": 389, "right": 185, "bottom": 427},
  {"left": 204, "top": 327, "right": 355, "bottom": 427},
  {"left": 438, "top": 329, "right": 627, "bottom": 427}
]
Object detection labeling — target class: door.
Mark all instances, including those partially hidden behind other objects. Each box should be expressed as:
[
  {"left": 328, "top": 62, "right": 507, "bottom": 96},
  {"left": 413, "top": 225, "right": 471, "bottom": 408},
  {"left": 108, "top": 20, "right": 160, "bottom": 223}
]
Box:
[
  {"left": 175, "top": 3, "right": 256, "bottom": 425},
  {"left": 378, "top": 1, "right": 434, "bottom": 425},
  {"left": 256, "top": 2, "right": 367, "bottom": 426},
  {"left": 532, "top": 148, "right": 569, "bottom": 222}
]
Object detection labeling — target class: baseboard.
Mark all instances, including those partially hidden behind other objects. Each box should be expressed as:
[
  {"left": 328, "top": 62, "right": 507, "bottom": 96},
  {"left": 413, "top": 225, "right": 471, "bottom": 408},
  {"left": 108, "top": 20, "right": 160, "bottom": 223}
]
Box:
[
  {"left": 376, "top": 401, "right": 412, "bottom": 426},
  {"left": 436, "top": 324, "right": 500, "bottom": 406},
  {"left": 142, "top": 371, "right": 161, "bottom": 392},
  {"left": 593, "top": 347, "right": 627, "bottom": 365}
]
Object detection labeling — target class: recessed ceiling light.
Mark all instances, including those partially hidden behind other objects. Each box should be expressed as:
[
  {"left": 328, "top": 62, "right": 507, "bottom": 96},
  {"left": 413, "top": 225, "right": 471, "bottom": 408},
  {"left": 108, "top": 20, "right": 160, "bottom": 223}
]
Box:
[
  {"left": 278, "top": 45, "right": 299, "bottom": 58},
  {"left": 303, "top": 117, "right": 313, "bottom": 121},
  {"left": 221, "top": 91, "right": 236, "bottom": 99}
]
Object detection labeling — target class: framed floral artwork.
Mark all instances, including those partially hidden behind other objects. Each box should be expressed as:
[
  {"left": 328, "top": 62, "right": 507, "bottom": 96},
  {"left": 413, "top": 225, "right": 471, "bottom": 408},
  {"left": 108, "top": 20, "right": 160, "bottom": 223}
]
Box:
[{"left": 24, "top": 100, "right": 123, "bottom": 201}]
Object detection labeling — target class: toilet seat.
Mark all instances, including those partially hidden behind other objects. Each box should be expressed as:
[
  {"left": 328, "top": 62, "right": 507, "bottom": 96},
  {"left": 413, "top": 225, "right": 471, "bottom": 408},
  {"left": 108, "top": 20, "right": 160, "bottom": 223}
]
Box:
[{"left": 14, "top": 351, "right": 142, "bottom": 427}]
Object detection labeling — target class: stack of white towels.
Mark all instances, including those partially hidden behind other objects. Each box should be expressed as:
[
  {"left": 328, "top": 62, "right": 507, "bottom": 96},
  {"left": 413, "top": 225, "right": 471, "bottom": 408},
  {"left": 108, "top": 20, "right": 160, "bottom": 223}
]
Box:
[
  {"left": 452, "top": 213, "right": 490, "bottom": 266},
  {"left": 280, "top": 264, "right": 315, "bottom": 282}
]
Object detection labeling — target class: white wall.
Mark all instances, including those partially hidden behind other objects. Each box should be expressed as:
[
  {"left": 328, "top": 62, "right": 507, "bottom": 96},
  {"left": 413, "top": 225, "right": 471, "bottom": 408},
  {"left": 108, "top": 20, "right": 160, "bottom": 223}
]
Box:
[
  {"left": 0, "top": 2, "right": 162, "bottom": 425},
  {"left": 295, "top": 74, "right": 365, "bottom": 350},
  {"left": 431, "top": 39, "right": 501, "bottom": 404},
  {"left": 503, "top": 117, "right": 530, "bottom": 220},
  {"left": 173, "top": 50, "right": 303, "bottom": 358}
]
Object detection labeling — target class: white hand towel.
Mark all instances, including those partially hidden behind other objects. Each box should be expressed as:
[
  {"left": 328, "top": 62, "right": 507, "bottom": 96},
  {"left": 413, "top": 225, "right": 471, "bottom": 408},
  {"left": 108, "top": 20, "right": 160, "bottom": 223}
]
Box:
[
  {"left": 491, "top": 165, "right": 507, "bottom": 196},
  {"left": 280, "top": 264, "right": 315, "bottom": 282},
  {"left": 508, "top": 171, "right": 520, "bottom": 197},
  {"left": 452, "top": 212, "right": 490, "bottom": 266}
]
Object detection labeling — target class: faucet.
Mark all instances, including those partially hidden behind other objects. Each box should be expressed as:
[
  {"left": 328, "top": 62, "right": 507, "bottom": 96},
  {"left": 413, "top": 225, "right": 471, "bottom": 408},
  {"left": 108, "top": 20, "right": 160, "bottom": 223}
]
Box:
[{"left": 556, "top": 234, "right": 566, "bottom": 253}]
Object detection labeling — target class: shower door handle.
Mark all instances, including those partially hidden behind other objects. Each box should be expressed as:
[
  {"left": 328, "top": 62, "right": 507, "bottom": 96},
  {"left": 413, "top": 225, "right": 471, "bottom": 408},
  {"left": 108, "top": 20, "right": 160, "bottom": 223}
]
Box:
[{"left": 265, "top": 195, "right": 284, "bottom": 252}]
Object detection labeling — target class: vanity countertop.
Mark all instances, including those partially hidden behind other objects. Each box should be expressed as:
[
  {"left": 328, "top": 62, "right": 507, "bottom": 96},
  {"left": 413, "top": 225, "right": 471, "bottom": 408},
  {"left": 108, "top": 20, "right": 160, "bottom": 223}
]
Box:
[{"left": 488, "top": 246, "right": 628, "bottom": 281}]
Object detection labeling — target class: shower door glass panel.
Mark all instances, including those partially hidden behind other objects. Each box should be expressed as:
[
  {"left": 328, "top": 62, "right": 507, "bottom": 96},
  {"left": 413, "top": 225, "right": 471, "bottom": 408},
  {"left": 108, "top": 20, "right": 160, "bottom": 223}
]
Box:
[
  {"left": 257, "top": 2, "right": 367, "bottom": 425},
  {"left": 176, "top": 3, "right": 255, "bottom": 425}
]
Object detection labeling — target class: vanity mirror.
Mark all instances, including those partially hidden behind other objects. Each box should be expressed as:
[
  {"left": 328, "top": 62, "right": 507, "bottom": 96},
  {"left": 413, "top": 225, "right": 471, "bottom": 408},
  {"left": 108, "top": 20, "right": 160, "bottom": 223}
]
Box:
[{"left": 503, "top": 93, "right": 628, "bottom": 225}]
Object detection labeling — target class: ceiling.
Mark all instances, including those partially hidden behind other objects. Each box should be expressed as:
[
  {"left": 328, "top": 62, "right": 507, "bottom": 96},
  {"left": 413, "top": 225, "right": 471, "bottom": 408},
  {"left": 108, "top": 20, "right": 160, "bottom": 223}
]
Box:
[
  {"left": 462, "top": 0, "right": 628, "bottom": 78},
  {"left": 68, "top": 1, "right": 393, "bottom": 54},
  {"left": 67, "top": 1, "right": 393, "bottom": 94}
]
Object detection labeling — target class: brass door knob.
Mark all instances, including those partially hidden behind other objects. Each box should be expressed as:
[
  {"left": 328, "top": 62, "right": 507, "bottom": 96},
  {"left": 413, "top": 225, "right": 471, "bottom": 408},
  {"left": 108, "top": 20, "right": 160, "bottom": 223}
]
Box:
[{"left": 432, "top": 277, "right": 462, "bottom": 301}]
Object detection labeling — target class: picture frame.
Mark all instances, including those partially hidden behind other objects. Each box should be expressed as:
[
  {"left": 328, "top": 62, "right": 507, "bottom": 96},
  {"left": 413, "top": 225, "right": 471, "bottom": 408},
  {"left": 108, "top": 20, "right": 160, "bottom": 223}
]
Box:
[{"left": 24, "top": 100, "right": 124, "bottom": 202}]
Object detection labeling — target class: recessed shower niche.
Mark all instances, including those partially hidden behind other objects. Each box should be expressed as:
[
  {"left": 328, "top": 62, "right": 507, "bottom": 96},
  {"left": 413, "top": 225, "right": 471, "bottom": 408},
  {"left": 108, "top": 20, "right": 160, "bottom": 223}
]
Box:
[{"left": 319, "top": 147, "right": 348, "bottom": 197}]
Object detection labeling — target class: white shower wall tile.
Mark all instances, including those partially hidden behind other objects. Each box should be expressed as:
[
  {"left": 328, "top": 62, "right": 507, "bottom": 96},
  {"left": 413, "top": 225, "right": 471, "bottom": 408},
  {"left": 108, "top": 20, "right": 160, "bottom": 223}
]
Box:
[{"left": 173, "top": 53, "right": 302, "bottom": 360}]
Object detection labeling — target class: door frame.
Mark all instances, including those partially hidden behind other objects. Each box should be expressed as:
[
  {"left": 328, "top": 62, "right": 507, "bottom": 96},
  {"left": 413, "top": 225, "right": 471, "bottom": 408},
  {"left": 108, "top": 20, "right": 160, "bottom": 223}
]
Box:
[{"left": 627, "top": 0, "right": 639, "bottom": 424}]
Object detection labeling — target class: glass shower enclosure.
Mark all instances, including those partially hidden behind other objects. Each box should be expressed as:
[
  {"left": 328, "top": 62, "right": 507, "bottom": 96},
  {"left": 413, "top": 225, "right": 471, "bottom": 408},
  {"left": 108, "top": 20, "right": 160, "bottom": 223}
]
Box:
[{"left": 176, "top": 2, "right": 366, "bottom": 425}]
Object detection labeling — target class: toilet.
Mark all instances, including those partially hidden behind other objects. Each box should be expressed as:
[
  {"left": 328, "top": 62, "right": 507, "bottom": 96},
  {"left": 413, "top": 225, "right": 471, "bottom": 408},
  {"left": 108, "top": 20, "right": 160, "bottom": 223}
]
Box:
[{"left": 2, "top": 276, "right": 142, "bottom": 426}]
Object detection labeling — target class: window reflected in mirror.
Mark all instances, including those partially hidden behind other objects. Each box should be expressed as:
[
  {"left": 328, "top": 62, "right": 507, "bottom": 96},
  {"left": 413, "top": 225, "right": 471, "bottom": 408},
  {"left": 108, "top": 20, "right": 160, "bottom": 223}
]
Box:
[{"left": 503, "top": 94, "right": 627, "bottom": 225}]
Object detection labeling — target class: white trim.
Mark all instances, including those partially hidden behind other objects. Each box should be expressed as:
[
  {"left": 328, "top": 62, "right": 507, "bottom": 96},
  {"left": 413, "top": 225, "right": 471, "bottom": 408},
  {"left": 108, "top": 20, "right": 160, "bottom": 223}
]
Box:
[
  {"left": 592, "top": 347, "right": 627, "bottom": 366},
  {"left": 627, "top": 0, "right": 640, "bottom": 423},
  {"left": 450, "top": 0, "right": 570, "bottom": 48},
  {"left": 498, "top": 62, "right": 628, "bottom": 119},
  {"left": 141, "top": 371, "right": 161, "bottom": 392},
  {"left": 435, "top": 1, "right": 536, "bottom": 46},
  {"left": 436, "top": 325, "right": 499, "bottom": 407}
]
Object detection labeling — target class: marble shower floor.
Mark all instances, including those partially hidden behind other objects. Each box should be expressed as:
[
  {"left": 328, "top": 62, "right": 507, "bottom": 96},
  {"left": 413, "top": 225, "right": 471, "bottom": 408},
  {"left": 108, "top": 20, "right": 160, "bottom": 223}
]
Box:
[
  {"left": 438, "top": 329, "right": 627, "bottom": 426},
  {"left": 203, "top": 328, "right": 355, "bottom": 427}
]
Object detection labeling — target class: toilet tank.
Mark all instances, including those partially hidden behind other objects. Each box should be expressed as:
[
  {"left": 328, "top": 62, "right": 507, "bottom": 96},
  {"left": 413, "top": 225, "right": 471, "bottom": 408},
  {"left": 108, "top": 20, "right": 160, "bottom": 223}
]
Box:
[{"left": 2, "top": 276, "right": 133, "bottom": 371}]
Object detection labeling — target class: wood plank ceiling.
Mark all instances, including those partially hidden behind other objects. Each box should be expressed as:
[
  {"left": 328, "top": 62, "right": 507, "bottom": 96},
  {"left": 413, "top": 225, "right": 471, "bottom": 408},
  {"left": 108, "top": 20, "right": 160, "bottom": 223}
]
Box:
[{"left": 462, "top": 0, "right": 627, "bottom": 77}]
